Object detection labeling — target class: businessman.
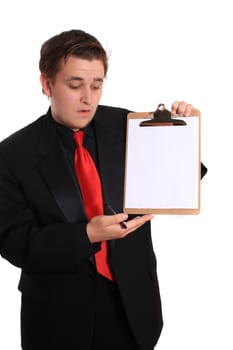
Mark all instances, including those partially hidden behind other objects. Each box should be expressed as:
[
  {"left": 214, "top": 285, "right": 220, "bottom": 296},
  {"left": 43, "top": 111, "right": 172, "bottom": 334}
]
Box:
[{"left": 0, "top": 29, "right": 207, "bottom": 350}]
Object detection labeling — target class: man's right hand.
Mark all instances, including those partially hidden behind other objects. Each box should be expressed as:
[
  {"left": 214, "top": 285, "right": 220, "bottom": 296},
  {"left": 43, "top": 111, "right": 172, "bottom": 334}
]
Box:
[{"left": 86, "top": 213, "right": 154, "bottom": 243}]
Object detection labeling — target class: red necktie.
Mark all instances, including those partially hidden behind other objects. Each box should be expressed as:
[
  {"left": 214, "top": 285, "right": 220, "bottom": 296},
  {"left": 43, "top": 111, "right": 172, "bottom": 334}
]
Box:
[{"left": 73, "top": 130, "right": 113, "bottom": 281}]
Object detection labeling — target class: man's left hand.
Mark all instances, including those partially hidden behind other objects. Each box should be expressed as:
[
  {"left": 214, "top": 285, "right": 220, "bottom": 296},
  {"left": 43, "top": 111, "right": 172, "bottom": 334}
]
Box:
[{"left": 171, "top": 101, "right": 193, "bottom": 117}]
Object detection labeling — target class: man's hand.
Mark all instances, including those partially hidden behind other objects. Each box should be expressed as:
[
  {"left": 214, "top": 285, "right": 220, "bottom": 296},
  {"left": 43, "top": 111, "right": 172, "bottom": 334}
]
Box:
[
  {"left": 171, "top": 101, "right": 193, "bottom": 117},
  {"left": 86, "top": 213, "right": 153, "bottom": 243}
]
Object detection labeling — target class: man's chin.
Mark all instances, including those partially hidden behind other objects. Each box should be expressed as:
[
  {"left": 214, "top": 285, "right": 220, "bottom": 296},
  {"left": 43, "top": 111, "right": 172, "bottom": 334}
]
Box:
[{"left": 70, "top": 119, "right": 93, "bottom": 131}]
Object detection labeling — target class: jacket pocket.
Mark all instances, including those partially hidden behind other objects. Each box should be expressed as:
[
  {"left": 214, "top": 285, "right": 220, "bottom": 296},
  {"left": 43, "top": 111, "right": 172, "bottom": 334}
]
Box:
[{"left": 18, "top": 273, "right": 49, "bottom": 300}]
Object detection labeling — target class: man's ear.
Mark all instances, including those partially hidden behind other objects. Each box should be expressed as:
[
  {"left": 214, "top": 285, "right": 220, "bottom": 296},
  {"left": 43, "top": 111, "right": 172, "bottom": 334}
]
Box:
[{"left": 40, "top": 74, "right": 52, "bottom": 97}]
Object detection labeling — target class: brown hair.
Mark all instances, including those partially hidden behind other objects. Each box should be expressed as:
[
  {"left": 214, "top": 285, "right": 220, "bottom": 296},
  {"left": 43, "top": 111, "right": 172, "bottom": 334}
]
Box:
[{"left": 39, "top": 29, "right": 108, "bottom": 81}]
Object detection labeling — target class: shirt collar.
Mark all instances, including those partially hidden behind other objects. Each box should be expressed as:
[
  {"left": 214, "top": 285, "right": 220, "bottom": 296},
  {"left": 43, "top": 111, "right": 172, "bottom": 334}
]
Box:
[{"left": 49, "top": 112, "right": 95, "bottom": 152}]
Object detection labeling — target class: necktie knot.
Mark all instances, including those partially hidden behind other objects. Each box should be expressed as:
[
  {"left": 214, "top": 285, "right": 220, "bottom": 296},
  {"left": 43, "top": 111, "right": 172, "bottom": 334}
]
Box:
[{"left": 73, "top": 130, "right": 84, "bottom": 147}]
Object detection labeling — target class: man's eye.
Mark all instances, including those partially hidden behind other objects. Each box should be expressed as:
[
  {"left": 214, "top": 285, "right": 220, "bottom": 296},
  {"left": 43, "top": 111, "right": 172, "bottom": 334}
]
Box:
[
  {"left": 69, "top": 85, "right": 80, "bottom": 89},
  {"left": 92, "top": 85, "right": 102, "bottom": 90}
]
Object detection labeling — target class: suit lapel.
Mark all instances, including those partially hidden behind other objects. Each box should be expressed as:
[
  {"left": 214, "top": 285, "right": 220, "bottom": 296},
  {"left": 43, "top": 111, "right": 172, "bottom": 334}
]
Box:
[
  {"left": 93, "top": 107, "right": 127, "bottom": 251},
  {"left": 94, "top": 110, "right": 126, "bottom": 214},
  {"left": 37, "top": 113, "right": 86, "bottom": 224}
]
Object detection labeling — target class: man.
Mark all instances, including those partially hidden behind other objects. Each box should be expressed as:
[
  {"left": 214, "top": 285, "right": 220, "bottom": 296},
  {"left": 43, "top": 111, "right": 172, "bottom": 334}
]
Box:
[{"left": 0, "top": 29, "right": 207, "bottom": 350}]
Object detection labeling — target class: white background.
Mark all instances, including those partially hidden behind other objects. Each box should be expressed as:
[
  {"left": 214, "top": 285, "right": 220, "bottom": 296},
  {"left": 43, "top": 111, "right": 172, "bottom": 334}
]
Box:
[{"left": 0, "top": 0, "right": 232, "bottom": 349}]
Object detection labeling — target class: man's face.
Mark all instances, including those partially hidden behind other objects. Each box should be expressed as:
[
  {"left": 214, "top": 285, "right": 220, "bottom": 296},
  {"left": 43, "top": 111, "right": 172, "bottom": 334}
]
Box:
[{"left": 41, "top": 56, "right": 105, "bottom": 130}]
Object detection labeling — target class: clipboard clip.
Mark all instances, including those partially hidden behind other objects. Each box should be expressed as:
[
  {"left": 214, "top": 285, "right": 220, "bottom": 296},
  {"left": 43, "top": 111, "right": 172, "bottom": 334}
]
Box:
[{"left": 140, "top": 103, "right": 187, "bottom": 127}]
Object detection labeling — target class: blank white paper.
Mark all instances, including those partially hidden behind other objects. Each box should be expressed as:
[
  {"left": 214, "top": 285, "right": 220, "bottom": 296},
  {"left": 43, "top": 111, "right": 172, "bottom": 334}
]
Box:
[{"left": 124, "top": 117, "right": 200, "bottom": 213}]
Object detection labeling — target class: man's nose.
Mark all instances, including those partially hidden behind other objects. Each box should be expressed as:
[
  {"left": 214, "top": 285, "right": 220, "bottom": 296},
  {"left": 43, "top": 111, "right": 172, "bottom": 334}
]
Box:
[{"left": 80, "top": 86, "right": 91, "bottom": 104}]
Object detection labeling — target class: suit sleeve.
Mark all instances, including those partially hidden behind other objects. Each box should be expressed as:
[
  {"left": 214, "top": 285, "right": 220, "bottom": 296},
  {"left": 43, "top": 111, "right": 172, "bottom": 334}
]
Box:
[{"left": 0, "top": 154, "right": 99, "bottom": 273}]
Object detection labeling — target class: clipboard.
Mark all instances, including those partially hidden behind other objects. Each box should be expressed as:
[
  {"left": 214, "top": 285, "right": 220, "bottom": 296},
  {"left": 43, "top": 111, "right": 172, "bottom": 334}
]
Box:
[{"left": 123, "top": 104, "right": 201, "bottom": 215}]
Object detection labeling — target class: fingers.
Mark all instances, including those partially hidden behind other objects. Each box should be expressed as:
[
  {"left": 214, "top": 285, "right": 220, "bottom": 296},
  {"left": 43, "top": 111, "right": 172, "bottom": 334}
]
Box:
[
  {"left": 105, "top": 213, "right": 128, "bottom": 227},
  {"left": 105, "top": 213, "right": 153, "bottom": 234},
  {"left": 121, "top": 214, "right": 154, "bottom": 236},
  {"left": 115, "top": 214, "right": 154, "bottom": 239},
  {"left": 171, "top": 101, "right": 193, "bottom": 117}
]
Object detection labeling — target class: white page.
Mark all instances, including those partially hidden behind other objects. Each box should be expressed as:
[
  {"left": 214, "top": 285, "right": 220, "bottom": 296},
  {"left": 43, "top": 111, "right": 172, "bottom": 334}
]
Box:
[{"left": 124, "top": 117, "right": 199, "bottom": 213}]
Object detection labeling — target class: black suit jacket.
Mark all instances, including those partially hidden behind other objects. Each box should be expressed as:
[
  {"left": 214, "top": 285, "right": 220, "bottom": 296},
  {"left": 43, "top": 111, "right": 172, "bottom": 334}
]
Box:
[{"left": 0, "top": 105, "right": 166, "bottom": 350}]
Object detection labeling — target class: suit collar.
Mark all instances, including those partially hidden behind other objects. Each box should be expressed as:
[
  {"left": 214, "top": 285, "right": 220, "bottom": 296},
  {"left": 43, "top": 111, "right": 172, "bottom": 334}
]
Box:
[{"left": 37, "top": 109, "right": 56, "bottom": 158}]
